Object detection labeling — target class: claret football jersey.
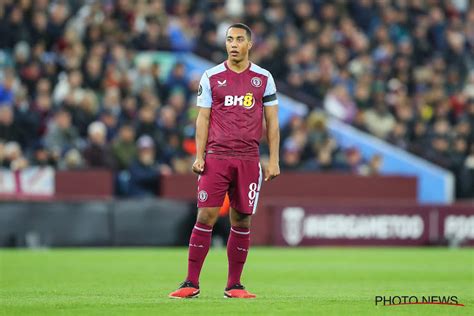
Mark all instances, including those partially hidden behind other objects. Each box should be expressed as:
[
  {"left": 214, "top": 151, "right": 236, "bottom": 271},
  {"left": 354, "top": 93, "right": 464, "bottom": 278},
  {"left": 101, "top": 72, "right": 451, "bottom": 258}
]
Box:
[{"left": 197, "top": 61, "right": 278, "bottom": 159}]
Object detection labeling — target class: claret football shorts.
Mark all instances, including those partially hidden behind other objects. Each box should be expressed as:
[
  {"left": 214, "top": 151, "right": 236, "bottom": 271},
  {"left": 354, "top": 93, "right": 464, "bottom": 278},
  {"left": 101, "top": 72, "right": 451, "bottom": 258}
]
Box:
[{"left": 197, "top": 155, "right": 262, "bottom": 215}]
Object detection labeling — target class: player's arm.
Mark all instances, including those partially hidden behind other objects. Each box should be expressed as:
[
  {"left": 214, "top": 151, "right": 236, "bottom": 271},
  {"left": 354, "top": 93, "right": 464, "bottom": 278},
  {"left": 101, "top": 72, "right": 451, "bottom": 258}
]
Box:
[
  {"left": 193, "top": 107, "right": 210, "bottom": 174},
  {"left": 193, "top": 72, "right": 212, "bottom": 174},
  {"left": 263, "top": 72, "right": 280, "bottom": 181},
  {"left": 264, "top": 105, "right": 280, "bottom": 181}
]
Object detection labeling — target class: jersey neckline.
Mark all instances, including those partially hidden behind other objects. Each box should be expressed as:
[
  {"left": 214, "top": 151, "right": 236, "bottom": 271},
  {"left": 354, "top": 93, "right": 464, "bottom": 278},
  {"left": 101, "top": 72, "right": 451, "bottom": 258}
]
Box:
[{"left": 224, "top": 60, "right": 251, "bottom": 74}]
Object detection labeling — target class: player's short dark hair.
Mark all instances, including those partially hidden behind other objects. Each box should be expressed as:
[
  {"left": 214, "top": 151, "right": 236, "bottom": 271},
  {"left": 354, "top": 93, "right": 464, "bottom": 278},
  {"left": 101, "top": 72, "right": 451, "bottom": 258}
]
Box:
[{"left": 227, "top": 23, "right": 252, "bottom": 40}]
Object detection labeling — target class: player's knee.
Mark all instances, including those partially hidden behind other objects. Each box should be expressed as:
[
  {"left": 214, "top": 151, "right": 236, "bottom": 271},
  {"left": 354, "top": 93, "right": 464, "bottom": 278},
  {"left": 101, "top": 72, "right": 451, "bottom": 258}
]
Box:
[
  {"left": 197, "top": 208, "right": 219, "bottom": 226},
  {"left": 231, "top": 218, "right": 251, "bottom": 228},
  {"left": 230, "top": 210, "right": 251, "bottom": 228}
]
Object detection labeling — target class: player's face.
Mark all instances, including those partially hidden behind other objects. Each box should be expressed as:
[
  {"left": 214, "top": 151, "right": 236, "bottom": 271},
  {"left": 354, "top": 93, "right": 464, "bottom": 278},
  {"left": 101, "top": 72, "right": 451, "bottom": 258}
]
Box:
[{"left": 226, "top": 27, "right": 252, "bottom": 63}]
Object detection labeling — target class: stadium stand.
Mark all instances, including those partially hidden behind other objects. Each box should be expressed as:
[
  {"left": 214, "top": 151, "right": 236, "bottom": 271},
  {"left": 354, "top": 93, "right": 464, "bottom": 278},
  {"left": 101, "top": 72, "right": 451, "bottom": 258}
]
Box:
[{"left": 0, "top": 0, "right": 472, "bottom": 198}]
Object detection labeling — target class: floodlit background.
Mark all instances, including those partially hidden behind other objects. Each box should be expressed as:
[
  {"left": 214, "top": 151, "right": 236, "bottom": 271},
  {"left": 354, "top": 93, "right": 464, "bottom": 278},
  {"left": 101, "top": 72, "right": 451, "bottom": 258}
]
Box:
[{"left": 0, "top": 1, "right": 472, "bottom": 315}]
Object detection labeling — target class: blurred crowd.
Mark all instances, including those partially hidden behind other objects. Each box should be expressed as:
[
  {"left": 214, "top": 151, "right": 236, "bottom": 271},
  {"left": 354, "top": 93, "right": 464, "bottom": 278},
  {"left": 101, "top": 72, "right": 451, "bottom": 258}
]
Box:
[
  {"left": 0, "top": 0, "right": 472, "bottom": 197},
  {"left": 195, "top": 0, "right": 474, "bottom": 198}
]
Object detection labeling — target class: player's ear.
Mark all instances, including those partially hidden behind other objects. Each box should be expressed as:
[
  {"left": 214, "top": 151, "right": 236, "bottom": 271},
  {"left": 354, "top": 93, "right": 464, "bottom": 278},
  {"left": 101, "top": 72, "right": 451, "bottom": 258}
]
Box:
[{"left": 248, "top": 40, "right": 253, "bottom": 50}]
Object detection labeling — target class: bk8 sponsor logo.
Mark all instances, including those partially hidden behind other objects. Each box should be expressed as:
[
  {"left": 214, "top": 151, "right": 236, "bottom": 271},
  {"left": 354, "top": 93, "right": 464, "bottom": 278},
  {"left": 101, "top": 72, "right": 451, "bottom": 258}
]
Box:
[{"left": 224, "top": 92, "right": 255, "bottom": 109}]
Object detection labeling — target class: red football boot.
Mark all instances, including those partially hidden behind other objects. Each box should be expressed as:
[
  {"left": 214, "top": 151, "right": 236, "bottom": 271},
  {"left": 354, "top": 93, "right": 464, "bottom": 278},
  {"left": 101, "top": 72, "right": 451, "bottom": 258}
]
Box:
[
  {"left": 224, "top": 284, "right": 256, "bottom": 299},
  {"left": 168, "top": 281, "right": 200, "bottom": 299}
]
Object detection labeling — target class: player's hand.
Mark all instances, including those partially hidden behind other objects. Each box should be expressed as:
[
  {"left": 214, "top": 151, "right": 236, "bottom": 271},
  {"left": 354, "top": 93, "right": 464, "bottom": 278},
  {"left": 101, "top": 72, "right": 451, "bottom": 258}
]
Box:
[
  {"left": 159, "top": 164, "right": 173, "bottom": 176},
  {"left": 264, "top": 162, "right": 280, "bottom": 181},
  {"left": 192, "top": 157, "right": 205, "bottom": 174}
]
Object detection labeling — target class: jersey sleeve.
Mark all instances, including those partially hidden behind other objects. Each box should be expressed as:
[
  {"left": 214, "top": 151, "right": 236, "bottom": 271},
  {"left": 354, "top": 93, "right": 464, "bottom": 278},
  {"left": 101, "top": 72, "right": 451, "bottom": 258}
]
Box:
[
  {"left": 263, "top": 72, "right": 278, "bottom": 106},
  {"left": 197, "top": 72, "right": 212, "bottom": 108}
]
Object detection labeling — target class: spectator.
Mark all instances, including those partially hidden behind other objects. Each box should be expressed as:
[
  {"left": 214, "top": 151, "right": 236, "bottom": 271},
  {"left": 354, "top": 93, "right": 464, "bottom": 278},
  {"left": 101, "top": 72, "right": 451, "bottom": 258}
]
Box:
[
  {"left": 82, "top": 56, "right": 103, "bottom": 91},
  {"left": 130, "top": 58, "right": 157, "bottom": 95},
  {"left": 44, "top": 109, "right": 80, "bottom": 155},
  {"left": 135, "top": 106, "right": 159, "bottom": 139},
  {"left": 32, "top": 94, "right": 54, "bottom": 137},
  {"left": 53, "top": 69, "right": 84, "bottom": 106},
  {"left": 132, "top": 17, "right": 171, "bottom": 51},
  {"left": 29, "top": 11, "right": 49, "bottom": 47},
  {"left": 99, "top": 110, "right": 119, "bottom": 142},
  {"left": 112, "top": 124, "right": 137, "bottom": 170},
  {"left": 128, "top": 135, "right": 169, "bottom": 197},
  {"left": 13, "top": 86, "right": 40, "bottom": 148},
  {"left": 343, "top": 147, "right": 366, "bottom": 175},
  {"left": 324, "top": 84, "right": 357, "bottom": 123},
  {"left": 305, "top": 112, "right": 330, "bottom": 154},
  {"left": 360, "top": 154, "right": 384, "bottom": 176},
  {"left": 458, "top": 144, "right": 474, "bottom": 198},
  {"left": 158, "top": 106, "right": 179, "bottom": 149},
  {"left": 119, "top": 94, "right": 138, "bottom": 124},
  {"left": 82, "top": 121, "right": 115, "bottom": 169},
  {"left": 281, "top": 138, "right": 304, "bottom": 171},
  {"left": 166, "top": 63, "right": 188, "bottom": 93},
  {"left": 303, "top": 139, "right": 340, "bottom": 172},
  {"left": 0, "top": 106, "right": 23, "bottom": 144},
  {"left": 0, "top": 69, "right": 16, "bottom": 105},
  {"left": 387, "top": 121, "right": 409, "bottom": 149},
  {"left": 73, "top": 90, "right": 98, "bottom": 137},
  {"left": 3, "top": 141, "right": 28, "bottom": 171},
  {"left": 102, "top": 87, "right": 122, "bottom": 118},
  {"left": 58, "top": 148, "right": 84, "bottom": 170},
  {"left": 364, "top": 103, "right": 396, "bottom": 139},
  {"left": 424, "top": 136, "right": 452, "bottom": 169},
  {"left": 30, "top": 142, "right": 57, "bottom": 167}
]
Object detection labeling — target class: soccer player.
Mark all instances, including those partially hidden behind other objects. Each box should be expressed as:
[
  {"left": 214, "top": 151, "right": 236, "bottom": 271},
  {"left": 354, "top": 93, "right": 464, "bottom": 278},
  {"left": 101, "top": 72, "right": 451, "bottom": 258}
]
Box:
[{"left": 169, "top": 23, "right": 280, "bottom": 299}]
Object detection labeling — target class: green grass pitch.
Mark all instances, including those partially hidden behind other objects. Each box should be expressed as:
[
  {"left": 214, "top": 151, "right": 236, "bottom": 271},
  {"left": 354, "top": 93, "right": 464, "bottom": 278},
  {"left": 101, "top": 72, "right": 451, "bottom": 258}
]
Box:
[{"left": 1, "top": 247, "right": 472, "bottom": 315}]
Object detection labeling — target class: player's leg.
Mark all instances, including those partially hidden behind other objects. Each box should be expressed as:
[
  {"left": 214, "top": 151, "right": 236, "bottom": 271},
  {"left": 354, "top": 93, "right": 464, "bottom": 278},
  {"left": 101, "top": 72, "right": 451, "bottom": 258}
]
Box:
[
  {"left": 169, "top": 156, "right": 229, "bottom": 299},
  {"left": 224, "top": 159, "right": 262, "bottom": 299},
  {"left": 225, "top": 208, "right": 254, "bottom": 296},
  {"left": 227, "top": 209, "right": 251, "bottom": 289},
  {"left": 169, "top": 207, "right": 220, "bottom": 299},
  {"left": 185, "top": 207, "right": 220, "bottom": 286}
]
